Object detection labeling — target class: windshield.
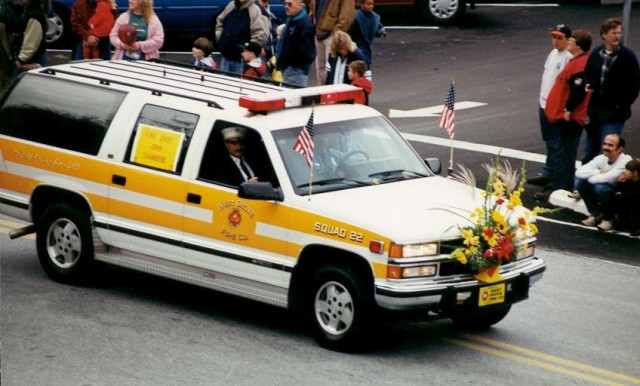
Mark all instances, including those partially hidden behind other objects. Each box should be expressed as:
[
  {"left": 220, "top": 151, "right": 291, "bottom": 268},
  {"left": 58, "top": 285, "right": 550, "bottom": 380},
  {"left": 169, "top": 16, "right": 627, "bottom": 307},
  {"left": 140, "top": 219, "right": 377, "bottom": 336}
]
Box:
[{"left": 273, "top": 116, "right": 433, "bottom": 195}]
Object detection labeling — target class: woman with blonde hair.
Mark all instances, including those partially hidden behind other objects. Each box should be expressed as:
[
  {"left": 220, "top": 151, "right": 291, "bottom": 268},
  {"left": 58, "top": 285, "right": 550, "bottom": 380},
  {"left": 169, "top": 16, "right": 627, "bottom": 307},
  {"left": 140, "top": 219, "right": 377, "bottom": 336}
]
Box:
[
  {"left": 109, "top": 0, "right": 164, "bottom": 60},
  {"left": 326, "top": 30, "right": 367, "bottom": 85}
]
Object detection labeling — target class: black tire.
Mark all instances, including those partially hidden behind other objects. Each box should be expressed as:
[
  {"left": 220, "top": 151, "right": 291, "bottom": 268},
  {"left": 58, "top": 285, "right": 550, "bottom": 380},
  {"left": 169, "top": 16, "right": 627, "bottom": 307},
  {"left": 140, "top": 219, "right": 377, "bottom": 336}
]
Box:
[
  {"left": 47, "top": 2, "right": 72, "bottom": 49},
  {"left": 308, "top": 265, "right": 374, "bottom": 352},
  {"left": 452, "top": 305, "right": 511, "bottom": 330},
  {"left": 36, "top": 203, "right": 96, "bottom": 284},
  {"left": 418, "top": 0, "right": 466, "bottom": 25}
]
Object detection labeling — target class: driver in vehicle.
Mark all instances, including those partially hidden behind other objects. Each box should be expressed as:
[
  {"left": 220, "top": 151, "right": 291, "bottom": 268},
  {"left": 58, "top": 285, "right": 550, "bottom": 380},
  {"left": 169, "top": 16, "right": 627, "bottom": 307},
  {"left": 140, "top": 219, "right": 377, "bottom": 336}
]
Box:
[{"left": 211, "top": 126, "right": 260, "bottom": 186}]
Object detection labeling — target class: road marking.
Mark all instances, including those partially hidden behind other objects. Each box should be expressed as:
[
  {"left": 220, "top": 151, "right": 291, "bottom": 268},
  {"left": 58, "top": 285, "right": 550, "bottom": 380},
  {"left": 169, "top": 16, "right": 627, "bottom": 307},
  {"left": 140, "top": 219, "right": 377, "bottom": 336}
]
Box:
[
  {"left": 389, "top": 101, "right": 487, "bottom": 118},
  {"left": 476, "top": 3, "right": 560, "bottom": 6},
  {"left": 444, "top": 335, "right": 640, "bottom": 386},
  {"left": 402, "top": 133, "right": 547, "bottom": 164}
]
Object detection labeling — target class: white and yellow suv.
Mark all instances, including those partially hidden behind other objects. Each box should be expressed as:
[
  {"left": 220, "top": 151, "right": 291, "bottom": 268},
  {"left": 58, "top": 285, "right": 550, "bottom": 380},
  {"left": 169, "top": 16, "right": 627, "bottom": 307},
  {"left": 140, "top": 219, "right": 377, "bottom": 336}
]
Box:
[{"left": 0, "top": 60, "right": 545, "bottom": 351}]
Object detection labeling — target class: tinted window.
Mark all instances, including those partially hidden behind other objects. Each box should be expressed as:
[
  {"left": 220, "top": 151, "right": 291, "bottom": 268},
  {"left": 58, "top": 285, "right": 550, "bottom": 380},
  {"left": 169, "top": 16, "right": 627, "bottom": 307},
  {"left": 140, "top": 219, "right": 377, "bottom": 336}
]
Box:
[
  {"left": 0, "top": 75, "right": 125, "bottom": 155},
  {"left": 125, "top": 104, "right": 199, "bottom": 174}
]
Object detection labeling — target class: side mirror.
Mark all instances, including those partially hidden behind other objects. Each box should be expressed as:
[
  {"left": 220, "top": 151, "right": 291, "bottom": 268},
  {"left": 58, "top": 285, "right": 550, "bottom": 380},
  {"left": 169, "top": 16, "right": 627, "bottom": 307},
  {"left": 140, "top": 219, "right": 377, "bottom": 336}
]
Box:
[
  {"left": 424, "top": 158, "right": 442, "bottom": 175},
  {"left": 238, "top": 181, "right": 284, "bottom": 201}
]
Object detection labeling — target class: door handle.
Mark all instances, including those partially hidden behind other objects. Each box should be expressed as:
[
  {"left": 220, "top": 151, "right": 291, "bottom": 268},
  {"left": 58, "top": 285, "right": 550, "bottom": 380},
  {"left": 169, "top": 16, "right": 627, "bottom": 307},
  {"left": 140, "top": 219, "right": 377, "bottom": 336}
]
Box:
[
  {"left": 187, "top": 193, "right": 201, "bottom": 204},
  {"left": 112, "top": 175, "right": 126, "bottom": 186}
]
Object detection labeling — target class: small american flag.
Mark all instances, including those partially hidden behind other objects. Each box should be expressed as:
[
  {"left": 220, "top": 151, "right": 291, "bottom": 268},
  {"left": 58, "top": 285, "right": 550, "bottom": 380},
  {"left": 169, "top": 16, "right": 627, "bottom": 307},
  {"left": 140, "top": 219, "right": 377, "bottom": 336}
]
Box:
[
  {"left": 293, "top": 110, "right": 315, "bottom": 167},
  {"left": 439, "top": 82, "right": 455, "bottom": 139}
]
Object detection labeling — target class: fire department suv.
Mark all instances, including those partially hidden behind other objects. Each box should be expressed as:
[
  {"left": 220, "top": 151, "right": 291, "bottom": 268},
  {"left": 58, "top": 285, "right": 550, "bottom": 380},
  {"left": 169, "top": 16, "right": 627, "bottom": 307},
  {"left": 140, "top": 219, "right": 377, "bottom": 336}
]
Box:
[{"left": 0, "top": 60, "right": 545, "bottom": 351}]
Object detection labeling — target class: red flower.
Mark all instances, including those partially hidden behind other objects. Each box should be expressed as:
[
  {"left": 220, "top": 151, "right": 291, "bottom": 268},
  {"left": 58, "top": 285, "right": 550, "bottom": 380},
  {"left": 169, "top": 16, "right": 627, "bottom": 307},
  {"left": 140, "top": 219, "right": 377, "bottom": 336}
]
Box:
[
  {"left": 518, "top": 217, "right": 526, "bottom": 226},
  {"left": 494, "top": 234, "right": 514, "bottom": 261},
  {"left": 483, "top": 249, "right": 494, "bottom": 258},
  {"left": 496, "top": 198, "right": 505, "bottom": 205}
]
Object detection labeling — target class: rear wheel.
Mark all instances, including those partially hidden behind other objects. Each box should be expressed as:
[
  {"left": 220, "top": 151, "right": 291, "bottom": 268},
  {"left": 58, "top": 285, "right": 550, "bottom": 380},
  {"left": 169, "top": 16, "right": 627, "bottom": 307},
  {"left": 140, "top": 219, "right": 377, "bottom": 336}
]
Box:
[
  {"left": 418, "top": 0, "right": 466, "bottom": 25},
  {"left": 46, "top": 3, "right": 72, "bottom": 48},
  {"left": 36, "top": 204, "right": 96, "bottom": 284},
  {"left": 308, "top": 265, "right": 374, "bottom": 352}
]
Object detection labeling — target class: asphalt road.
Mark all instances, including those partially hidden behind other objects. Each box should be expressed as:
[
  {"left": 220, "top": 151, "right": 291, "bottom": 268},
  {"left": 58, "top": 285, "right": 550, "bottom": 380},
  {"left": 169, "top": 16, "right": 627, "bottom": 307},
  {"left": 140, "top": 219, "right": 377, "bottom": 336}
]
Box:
[{"left": 2, "top": 1, "right": 640, "bottom": 384}]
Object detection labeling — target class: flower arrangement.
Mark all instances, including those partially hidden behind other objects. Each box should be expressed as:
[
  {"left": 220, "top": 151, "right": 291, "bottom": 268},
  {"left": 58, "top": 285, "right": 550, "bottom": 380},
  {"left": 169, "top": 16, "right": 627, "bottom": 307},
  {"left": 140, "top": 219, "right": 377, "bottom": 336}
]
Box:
[{"left": 450, "top": 158, "right": 544, "bottom": 283}]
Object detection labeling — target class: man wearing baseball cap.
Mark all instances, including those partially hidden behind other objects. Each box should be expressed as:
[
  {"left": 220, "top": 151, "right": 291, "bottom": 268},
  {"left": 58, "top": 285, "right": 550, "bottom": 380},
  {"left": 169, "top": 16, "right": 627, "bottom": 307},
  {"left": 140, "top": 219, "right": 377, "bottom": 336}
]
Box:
[{"left": 528, "top": 24, "right": 573, "bottom": 195}]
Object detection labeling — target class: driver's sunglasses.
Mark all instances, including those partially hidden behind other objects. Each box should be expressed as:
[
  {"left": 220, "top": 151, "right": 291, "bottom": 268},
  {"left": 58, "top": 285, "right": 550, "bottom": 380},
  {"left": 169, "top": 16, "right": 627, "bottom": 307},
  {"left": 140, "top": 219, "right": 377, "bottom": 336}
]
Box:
[{"left": 225, "top": 138, "right": 244, "bottom": 145}]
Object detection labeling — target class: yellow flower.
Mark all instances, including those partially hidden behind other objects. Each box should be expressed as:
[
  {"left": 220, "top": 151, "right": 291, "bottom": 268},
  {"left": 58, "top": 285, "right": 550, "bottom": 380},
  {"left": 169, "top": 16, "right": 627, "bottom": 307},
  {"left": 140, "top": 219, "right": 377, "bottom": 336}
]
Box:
[
  {"left": 492, "top": 180, "right": 506, "bottom": 197},
  {"left": 508, "top": 190, "right": 522, "bottom": 209},
  {"left": 462, "top": 228, "right": 480, "bottom": 247},
  {"left": 454, "top": 250, "right": 467, "bottom": 264}
]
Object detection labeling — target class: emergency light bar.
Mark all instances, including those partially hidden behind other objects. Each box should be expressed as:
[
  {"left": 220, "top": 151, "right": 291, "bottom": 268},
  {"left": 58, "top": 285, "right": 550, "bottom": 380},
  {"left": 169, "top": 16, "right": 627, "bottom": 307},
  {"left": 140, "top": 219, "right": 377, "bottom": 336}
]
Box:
[{"left": 239, "top": 84, "right": 365, "bottom": 112}]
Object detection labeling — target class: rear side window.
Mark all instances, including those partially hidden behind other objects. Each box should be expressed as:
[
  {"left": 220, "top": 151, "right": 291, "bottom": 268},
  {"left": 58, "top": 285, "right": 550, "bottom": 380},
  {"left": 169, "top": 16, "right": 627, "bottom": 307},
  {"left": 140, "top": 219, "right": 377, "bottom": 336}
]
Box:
[
  {"left": 0, "top": 75, "right": 125, "bottom": 155},
  {"left": 125, "top": 104, "right": 199, "bottom": 174}
]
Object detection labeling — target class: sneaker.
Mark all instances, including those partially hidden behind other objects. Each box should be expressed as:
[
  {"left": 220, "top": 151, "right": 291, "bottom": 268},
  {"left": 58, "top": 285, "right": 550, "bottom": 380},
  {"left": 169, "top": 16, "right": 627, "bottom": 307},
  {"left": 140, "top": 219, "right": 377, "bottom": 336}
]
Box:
[
  {"left": 568, "top": 190, "right": 581, "bottom": 200},
  {"left": 581, "top": 216, "right": 598, "bottom": 227},
  {"left": 597, "top": 219, "right": 613, "bottom": 231},
  {"left": 533, "top": 189, "right": 552, "bottom": 201},
  {"left": 526, "top": 174, "right": 550, "bottom": 186}
]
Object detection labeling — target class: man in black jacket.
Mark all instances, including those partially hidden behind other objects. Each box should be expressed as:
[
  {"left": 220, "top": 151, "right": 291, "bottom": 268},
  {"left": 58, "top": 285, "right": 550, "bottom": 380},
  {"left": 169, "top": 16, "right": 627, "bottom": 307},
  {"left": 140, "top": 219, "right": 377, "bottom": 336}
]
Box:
[
  {"left": 275, "top": 0, "right": 316, "bottom": 86},
  {"left": 583, "top": 18, "right": 640, "bottom": 164}
]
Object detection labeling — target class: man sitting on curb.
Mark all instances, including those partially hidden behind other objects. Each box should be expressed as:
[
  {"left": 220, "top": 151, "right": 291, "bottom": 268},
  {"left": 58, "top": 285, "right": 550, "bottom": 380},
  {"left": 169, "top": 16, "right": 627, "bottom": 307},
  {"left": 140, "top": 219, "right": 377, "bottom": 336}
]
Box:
[{"left": 575, "top": 133, "right": 632, "bottom": 230}]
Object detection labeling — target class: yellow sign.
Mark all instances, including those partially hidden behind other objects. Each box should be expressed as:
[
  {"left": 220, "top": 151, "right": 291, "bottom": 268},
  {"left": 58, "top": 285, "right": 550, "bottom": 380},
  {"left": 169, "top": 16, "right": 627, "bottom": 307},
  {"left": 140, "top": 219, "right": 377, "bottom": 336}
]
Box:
[
  {"left": 131, "top": 124, "right": 184, "bottom": 172},
  {"left": 478, "top": 283, "right": 505, "bottom": 307}
]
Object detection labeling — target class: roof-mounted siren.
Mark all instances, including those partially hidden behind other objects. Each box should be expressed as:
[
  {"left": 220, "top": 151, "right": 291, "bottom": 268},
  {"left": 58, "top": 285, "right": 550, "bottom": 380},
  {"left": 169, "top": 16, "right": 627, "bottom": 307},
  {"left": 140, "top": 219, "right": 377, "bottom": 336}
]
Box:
[{"left": 238, "top": 84, "right": 365, "bottom": 112}]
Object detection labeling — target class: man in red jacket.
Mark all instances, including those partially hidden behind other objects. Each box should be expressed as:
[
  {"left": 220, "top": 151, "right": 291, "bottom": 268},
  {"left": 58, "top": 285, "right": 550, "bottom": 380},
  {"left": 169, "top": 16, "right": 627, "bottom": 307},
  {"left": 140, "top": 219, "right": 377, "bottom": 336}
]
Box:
[{"left": 535, "top": 29, "right": 593, "bottom": 201}]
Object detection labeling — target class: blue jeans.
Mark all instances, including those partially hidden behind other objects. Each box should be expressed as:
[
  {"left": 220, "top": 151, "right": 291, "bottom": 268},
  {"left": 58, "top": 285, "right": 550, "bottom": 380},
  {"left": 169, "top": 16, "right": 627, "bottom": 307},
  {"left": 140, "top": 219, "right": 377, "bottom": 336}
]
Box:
[
  {"left": 549, "top": 120, "right": 582, "bottom": 191},
  {"left": 539, "top": 106, "right": 558, "bottom": 180},
  {"left": 575, "top": 178, "right": 615, "bottom": 219},
  {"left": 220, "top": 58, "right": 242, "bottom": 74},
  {"left": 282, "top": 67, "right": 309, "bottom": 87},
  {"left": 582, "top": 121, "right": 624, "bottom": 164}
]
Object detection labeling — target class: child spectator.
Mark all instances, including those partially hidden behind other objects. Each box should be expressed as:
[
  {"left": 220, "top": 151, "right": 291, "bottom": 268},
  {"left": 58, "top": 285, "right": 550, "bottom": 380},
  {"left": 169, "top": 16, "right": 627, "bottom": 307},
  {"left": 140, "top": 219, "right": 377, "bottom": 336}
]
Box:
[
  {"left": 83, "top": 0, "right": 116, "bottom": 59},
  {"left": 349, "top": 0, "right": 386, "bottom": 80},
  {"left": 612, "top": 158, "right": 640, "bottom": 236},
  {"left": 326, "top": 30, "right": 367, "bottom": 85},
  {"left": 189, "top": 37, "right": 216, "bottom": 69},
  {"left": 240, "top": 40, "right": 266, "bottom": 78},
  {"left": 348, "top": 60, "right": 372, "bottom": 105}
]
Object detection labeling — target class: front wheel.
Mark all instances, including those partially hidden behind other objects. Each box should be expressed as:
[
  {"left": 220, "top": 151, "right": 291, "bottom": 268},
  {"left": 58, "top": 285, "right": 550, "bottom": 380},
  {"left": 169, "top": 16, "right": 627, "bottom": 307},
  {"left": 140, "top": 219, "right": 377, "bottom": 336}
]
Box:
[
  {"left": 452, "top": 305, "right": 511, "bottom": 330},
  {"left": 418, "top": 0, "right": 466, "bottom": 25},
  {"left": 36, "top": 204, "right": 96, "bottom": 284},
  {"left": 308, "top": 265, "right": 374, "bottom": 352}
]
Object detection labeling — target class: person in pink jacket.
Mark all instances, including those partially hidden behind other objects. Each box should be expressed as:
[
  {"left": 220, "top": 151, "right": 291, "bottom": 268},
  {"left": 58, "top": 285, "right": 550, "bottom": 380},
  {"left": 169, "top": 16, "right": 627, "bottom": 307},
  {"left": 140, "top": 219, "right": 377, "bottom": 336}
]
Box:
[{"left": 109, "top": 0, "right": 163, "bottom": 61}]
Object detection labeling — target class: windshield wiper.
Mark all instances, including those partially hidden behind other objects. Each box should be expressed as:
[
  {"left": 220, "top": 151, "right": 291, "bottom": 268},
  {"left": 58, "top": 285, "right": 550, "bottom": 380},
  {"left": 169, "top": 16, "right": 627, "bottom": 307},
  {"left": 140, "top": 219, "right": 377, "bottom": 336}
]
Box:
[
  {"left": 297, "top": 177, "right": 369, "bottom": 189},
  {"left": 368, "top": 169, "right": 428, "bottom": 179}
]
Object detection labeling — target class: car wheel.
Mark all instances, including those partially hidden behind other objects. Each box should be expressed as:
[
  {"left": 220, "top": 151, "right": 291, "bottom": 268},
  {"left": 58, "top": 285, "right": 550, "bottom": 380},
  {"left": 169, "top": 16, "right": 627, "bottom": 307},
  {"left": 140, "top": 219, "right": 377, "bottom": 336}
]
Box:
[
  {"left": 308, "top": 265, "right": 374, "bottom": 352},
  {"left": 452, "top": 305, "right": 511, "bottom": 330},
  {"left": 36, "top": 204, "right": 95, "bottom": 284},
  {"left": 46, "top": 3, "right": 72, "bottom": 48},
  {"left": 419, "top": 0, "right": 466, "bottom": 25}
]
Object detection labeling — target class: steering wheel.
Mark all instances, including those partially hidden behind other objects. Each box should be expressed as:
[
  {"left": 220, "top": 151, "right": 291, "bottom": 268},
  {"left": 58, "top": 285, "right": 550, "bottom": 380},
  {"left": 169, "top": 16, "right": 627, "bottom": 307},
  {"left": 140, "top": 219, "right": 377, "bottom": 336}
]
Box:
[{"left": 335, "top": 150, "right": 370, "bottom": 176}]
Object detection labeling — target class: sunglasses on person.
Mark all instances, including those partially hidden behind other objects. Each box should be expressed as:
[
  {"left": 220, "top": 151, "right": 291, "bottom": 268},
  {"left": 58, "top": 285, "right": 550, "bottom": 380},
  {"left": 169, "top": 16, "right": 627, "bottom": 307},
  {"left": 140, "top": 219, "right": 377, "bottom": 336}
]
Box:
[{"left": 225, "top": 138, "right": 245, "bottom": 145}]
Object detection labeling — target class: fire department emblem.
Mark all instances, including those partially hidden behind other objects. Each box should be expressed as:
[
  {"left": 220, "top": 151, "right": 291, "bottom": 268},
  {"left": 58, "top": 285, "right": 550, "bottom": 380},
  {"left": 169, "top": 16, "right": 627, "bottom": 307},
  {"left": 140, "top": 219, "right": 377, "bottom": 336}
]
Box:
[{"left": 228, "top": 208, "right": 242, "bottom": 227}]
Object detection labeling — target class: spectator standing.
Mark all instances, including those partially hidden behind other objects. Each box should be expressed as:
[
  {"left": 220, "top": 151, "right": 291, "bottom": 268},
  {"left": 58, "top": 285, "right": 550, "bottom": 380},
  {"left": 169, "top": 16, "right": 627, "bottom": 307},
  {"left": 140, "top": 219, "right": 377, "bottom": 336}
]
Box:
[
  {"left": 13, "top": 0, "right": 47, "bottom": 74},
  {"left": 275, "top": 0, "right": 315, "bottom": 86},
  {"left": 1, "top": 0, "right": 19, "bottom": 89},
  {"left": 71, "top": 0, "right": 117, "bottom": 60},
  {"left": 83, "top": 0, "right": 115, "bottom": 59},
  {"left": 612, "top": 158, "right": 640, "bottom": 236},
  {"left": 215, "top": 0, "right": 269, "bottom": 74},
  {"left": 582, "top": 18, "right": 640, "bottom": 164},
  {"left": 256, "top": 0, "right": 281, "bottom": 79},
  {"left": 348, "top": 0, "right": 385, "bottom": 80},
  {"left": 109, "top": 0, "right": 163, "bottom": 61},
  {"left": 535, "top": 29, "right": 592, "bottom": 201},
  {"left": 527, "top": 24, "right": 572, "bottom": 188},
  {"left": 189, "top": 37, "right": 216, "bottom": 69},
  {"left": 575, "top": 133, "right": 632, "bottom": 230},
  {"left": 308, "top": 0, "right": 354, "bottom": 86},
  {"left": 240, "top": 40, "right": 266, "bottom": 78},
  {"left": 348, "top": 59, "right": 372, "bottom": 105},
  {"left": 325, "top": 30, "right": 366, "bottom": 85}
]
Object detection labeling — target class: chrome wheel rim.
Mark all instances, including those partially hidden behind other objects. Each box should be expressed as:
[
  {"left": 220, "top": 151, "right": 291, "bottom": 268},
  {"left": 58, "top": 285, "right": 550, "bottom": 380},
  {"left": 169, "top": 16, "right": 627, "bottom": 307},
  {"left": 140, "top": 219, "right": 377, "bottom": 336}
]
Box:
[
  {"left": 314, "top": 281, "right": 355, "bottom": 336},
  {"left": 46, "top": 218, "right": 81, "bottom": 269}
]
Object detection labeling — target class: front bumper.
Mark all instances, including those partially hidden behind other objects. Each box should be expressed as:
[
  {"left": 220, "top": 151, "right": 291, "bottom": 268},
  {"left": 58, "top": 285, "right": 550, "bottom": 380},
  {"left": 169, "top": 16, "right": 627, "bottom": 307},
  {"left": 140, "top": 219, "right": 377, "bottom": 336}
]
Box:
[{"left": 375, "top": 257, "right": 546, "bottom": 313}]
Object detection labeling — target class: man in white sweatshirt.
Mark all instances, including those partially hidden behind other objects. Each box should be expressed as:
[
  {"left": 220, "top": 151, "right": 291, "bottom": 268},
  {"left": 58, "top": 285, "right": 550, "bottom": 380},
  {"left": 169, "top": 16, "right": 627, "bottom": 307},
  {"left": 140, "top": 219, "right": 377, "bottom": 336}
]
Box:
[{"left": 575, "top": 133, "right": 632, "bottom": 230}]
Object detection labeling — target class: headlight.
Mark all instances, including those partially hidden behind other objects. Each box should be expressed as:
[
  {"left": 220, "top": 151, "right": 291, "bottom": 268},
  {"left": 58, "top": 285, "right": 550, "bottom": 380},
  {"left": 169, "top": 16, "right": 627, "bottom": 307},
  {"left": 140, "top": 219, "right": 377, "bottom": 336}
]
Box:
[
  {"left": 387, "top": 264, "right": 437, "bottom": 279},
  {"left": 389, "top": 242, "right": 439, "bottom": 258}
]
